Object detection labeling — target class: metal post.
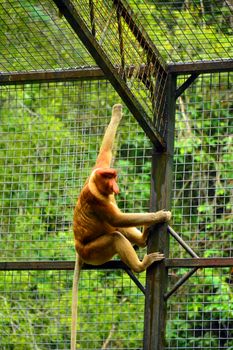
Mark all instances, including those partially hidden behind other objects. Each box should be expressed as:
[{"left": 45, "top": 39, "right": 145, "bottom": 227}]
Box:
[{"left": 143, "top": 73, "right": 177, "bottom": 350}]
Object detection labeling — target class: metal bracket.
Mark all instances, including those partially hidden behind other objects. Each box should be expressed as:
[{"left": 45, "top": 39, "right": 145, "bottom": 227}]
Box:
[
  {"left": 124, "top": 267, "right": 146, "bottom": 294},
  {"left": 164, "top": 226, "right": 200, "bottom": 300},
  {"left": 175, "top": 73, "right": 199, "bottom": 99},
  {"left": 0, "top": 260, "right": 145, "bottom": 294},
  {"left": 1, "top": 256, "right": 233, "bottom": 294}
]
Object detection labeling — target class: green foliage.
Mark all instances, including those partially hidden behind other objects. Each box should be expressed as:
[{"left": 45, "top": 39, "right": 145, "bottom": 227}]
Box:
[
  {"left": 0, "top": 85, "right": 82, "bottom": 260},
  {"left": 129, "top": 0, "right": 233, "bottom": 62},
  {"left": 167, "top": 268, "right": 233, "bottom": 349},
  {"left": 0, "top": 1, "right": 232, "bottom": 349}
]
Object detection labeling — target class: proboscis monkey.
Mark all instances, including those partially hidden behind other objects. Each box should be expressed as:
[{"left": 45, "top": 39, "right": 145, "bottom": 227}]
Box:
[{"left": 71, "top": 104, "right": 171, "bottom": 350}]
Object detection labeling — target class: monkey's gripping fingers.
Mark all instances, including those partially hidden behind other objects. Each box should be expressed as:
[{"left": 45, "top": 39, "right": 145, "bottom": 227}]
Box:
[
  {"left": 142, "top": 252, "right": 164, "bottom": 270},
  {"left": 148, "top": 252, "right": 165, "bottom": 261},
  {"left": 152, "top": 210, "right": 172, "bottom": 223},
  {"left": 112, "top": 104, "right": 122, "bottom": 122},
  {"left": 162, "top": 210, "right": 172, "bottom": 222}
]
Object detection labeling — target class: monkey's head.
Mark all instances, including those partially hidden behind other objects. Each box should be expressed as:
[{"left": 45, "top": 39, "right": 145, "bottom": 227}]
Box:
[{"left": 92, "top": 168, "right": 119, "bottom": 196}]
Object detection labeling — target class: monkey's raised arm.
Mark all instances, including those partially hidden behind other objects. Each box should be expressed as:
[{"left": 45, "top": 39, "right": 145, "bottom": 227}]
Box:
[{"left": 95, "top": 104, "right": 122, "bottom": 169}]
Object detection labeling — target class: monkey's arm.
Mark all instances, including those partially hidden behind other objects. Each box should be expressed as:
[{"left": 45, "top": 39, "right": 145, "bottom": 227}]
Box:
[
  {"left": 102, "top": 204, "right": 171, "bottom": 228},
  {"left": 95, "top": 104, "right": 122, "bottom": 168}
]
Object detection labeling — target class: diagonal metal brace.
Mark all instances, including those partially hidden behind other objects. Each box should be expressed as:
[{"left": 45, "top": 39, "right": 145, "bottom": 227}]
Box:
[
  {"left": 0, "top": 260, "right": 145, "bottom": 294},
  {"left": 124, "top": 267, "right": 146, "bottom": 294},
  {"left": 165, "top": 226, "right": 200, "bottom": 299},
  {"left": 168, "top": 226, "right": 199, "bottom": 258},
  {"left": 175, "top": 73, "right": 199, "bottom": 99},
  {"left": 52, "top": 0, "right": 166, "bottom": 150}
]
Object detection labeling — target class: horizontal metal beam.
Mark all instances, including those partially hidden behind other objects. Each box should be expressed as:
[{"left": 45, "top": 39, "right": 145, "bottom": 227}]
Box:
[
  {"left": 0, "top": 260, "right": 125, "bottom": 271},
  {"left": 0, "top": 65, "right": 151, "bottom": 85},
  {"left": 165, "top": 257, "right": 233, "bottom": 268},
  {"left": 168, "top": 59, "right": 233, "bottom": 75},
  {"left": 164, "top": 256, "right": 233, "bottom": 299},
  {"left": 0, "top": 260, "right": 145, "bottom": 294},
  {"left": 0, "top": 67, "right": 105, "bottom": 85},
  {"left": 1, "top": 62, "right": 231, "bottom": 86},
  {"left": 1, "top": 59, "right": 231, "bottom": 86},
  {"left": 1, "top": 258, "right": 233, "bottom": 271}
]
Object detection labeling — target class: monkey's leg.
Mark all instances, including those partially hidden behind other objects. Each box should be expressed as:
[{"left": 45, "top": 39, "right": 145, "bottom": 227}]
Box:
[
  {"left": 114, "top": 233, "right": 164, "bottom": 272},
  {"left": 95, "top": 104, "right": 122, "bottom": 168},
  {"left": 82, "top": 232, "right": 164, "bottom": 273},
  {"left": 119, "top": 227, "right": 148, "bottom": 247}
]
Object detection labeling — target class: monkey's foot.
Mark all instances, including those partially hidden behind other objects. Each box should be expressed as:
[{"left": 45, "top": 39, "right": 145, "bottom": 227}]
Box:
[
  {"left": 142, "top": 252, "right": 164, "bottom": 270},
  {"left": 112, "top": 104, "right": 122, "bottom": 122}
]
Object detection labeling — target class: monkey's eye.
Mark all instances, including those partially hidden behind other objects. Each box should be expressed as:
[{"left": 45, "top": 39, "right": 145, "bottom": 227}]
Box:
[{"left": 103, "top": 173, "right": 114, "bottom": 179}]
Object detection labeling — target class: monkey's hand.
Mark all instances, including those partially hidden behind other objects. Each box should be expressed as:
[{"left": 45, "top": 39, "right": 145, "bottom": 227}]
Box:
[
  {"left": 112, "top": 104, "right": 123, "bottom": 122},
  {"left": 152, "top": 210, "right": 172, "bottom": 223}
]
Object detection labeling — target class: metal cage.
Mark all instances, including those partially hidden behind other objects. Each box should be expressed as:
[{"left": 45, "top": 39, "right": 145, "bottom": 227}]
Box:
[{"left": 0, "top": 1, "right": 232, "bottom": 349}]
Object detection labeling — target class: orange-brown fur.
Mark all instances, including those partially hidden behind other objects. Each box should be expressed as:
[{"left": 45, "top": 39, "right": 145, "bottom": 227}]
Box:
[{"left": 71, "top": 104, "right": 171, "bottom": 350}]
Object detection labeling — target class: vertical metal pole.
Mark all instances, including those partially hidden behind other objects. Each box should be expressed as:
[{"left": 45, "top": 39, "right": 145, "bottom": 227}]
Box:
[{"left": 143, "top": 73, "right": 177, "bottom": 350}]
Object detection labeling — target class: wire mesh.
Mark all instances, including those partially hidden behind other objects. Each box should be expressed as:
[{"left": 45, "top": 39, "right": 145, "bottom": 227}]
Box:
[
  {"left": 166, "top": 71, "right": 233, "bottom": 349},
  {"left": 167, "top": 267, "right": 233, "bottom": 349},
  {"left": 0, "top": 78, "right": 149, "bottom": 348},
  {"left": 0, "top": 269, "right": 145, "bottom": 349},
  {"left": 0, "top": 0, "right": 95, "bottom": 73},
  {"left": 126, "top": 0, "right": 233, "bottom": 64},
  {"left": 70, "top": 0, "right": 168, "bottom": 137},
  {"left": 2, "top": 0, "right": 232, "bottom": 143},
  {"left": 171, "top": 71, "right": 233, "bottom": 259},
  {"left": 0, "top": 0, "right": 168, "bottom": 146},
  {"left": 1, "top": 0, "right": 232, "bottom": 70},
  {"left": 0, "top": 1, "right": 233, "bottom": 349},
  {"left": 0, "top": 79, "right": 152, "bottom": 262}
]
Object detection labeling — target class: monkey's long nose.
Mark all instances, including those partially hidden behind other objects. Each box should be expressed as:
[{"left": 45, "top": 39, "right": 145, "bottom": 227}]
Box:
[{"left": 112, "top": 181, "right": 120, "bottom": 195}]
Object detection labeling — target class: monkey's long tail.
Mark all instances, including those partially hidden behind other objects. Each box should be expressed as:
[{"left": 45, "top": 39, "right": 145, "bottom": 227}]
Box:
[{"left": 71, "top": 252, "right": 83, "bottom": 350}]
